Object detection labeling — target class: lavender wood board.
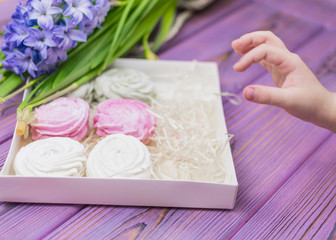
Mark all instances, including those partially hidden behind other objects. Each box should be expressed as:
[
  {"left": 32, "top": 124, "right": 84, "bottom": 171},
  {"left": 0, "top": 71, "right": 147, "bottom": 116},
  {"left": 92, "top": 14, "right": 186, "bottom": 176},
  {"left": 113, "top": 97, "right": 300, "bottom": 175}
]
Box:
[{"left": 1, "top": 0, "right": 336, "bottom": 239}]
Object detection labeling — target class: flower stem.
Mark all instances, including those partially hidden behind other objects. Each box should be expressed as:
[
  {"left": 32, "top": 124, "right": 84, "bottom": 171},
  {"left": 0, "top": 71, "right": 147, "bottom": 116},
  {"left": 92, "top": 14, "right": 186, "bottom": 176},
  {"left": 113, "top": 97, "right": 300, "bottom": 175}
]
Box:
[
  {"left": 110, "top": 1, "right": 126, "bottom": 7},
  {"left": 25, "top": 82, "right": 78, "bottom": 110},
  {"left": 23, "top": 68, "right": 97, "bottom": 110}
]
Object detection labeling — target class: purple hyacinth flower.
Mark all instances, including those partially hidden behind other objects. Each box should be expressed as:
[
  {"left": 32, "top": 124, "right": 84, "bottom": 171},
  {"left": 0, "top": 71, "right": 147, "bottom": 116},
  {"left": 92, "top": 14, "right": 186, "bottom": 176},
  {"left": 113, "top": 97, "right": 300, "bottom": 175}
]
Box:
[
  {"left": 4, "top": 20, "right": 30, "bottom": 46},
  {"left": 80, "top": 15, "right": 97, "bottom": 34},
  {"left": 94, "top": 0, "right": 109, "bottom": 25},
  {"left": 45, "top": 46, "right": 67, "bottom": 64},
  {"left": 2, "top": 0, "right": 108, "bottom": 77},
  {"left": 12, "top": 2, "right": 29, "bottom": 22},
  {"left": 29, "top": 0, "right": 63, "bottom": 30},
  {"left": 24, "top": 27, "right": 56, "bottom": 59},
  {"left": 54, "top": 18, "right": 87, "bottom": 50},
  {"left": 1, "top": 49, "right": 16, "bottom": 72},
  {"left": 12, "top": 48, "right": 38, "bottom": 77},
  {"left": 64, "top": 0, "right": 93, "bottom": 25},
  {"left": 1, "top": 60, "right": 14, "bottom": 72},
  {"left": 80, "top": 0, "right": 108, "bottom": 34},
  {"left": 1, "top": 41, "right": 16, "bottom": 54},
  {"left": 37, "top": 61, "right": 57, "bottom": 74}
]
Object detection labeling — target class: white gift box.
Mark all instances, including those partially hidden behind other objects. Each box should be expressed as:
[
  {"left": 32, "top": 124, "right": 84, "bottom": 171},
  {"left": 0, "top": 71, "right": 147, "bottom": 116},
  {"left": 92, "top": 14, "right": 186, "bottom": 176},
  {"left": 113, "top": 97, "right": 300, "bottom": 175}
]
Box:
[{"left": 0, "top": 59, "right": 238, "bottom": 209}]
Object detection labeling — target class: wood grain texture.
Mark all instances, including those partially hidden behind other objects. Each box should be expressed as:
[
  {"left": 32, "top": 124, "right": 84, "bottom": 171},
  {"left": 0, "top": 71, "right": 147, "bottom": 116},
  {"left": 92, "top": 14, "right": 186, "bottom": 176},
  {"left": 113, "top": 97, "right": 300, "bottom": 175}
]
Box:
[
  {"left": 0, "top": 139, "right": 11, "bottom": 171},
  {"left": 0, "top": 0, "right": 336, "bottom": 239},
  {"left": 160, "top": 3, "right": 278, "bottom": 61},
  {"left": 0, "top": 94, "right": 22, "bottom": 144},
  {"left": 255, "top": 0, "right": 336, "bottom": 30},
  {"left": 158, "top": 0, "right": 249, "bottom": 53},
  {"left": 0, "top": 203, "right": 83, "bottom": 240},
  {"left": 232, "top": 135, "right": 336, "bottom": 240}
]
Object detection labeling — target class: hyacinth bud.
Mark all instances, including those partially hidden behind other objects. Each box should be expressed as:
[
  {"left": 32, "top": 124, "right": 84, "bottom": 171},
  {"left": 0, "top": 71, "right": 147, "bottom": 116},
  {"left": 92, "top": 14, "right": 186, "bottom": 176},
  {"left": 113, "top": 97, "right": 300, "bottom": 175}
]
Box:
[{"left": 1, "top": 0, "right": 110, "bottom": 78}]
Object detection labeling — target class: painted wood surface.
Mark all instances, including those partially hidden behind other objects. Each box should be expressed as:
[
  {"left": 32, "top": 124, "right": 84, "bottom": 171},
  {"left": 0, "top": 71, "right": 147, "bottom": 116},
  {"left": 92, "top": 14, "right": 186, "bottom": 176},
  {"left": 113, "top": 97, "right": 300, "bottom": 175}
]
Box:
[
  {"left": 255, "top": 0, "right": 336, "bottom": 30},
  {"left": 0, "top": 0, "right": 336, "bottom": 239},
  {"left": 233, "top": 135, "right": 336, "bottom": 239}
]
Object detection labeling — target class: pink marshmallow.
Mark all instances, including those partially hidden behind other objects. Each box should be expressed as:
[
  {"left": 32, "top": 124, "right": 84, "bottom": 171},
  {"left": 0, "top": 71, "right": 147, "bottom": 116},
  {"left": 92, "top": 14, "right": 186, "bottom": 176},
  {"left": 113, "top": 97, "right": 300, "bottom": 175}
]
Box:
[
  {"left": 93, "top": 99, "right": 156, "bottom": 144},
  {"left": 30, "top": 97, "right": 90, "bottom": 141}
]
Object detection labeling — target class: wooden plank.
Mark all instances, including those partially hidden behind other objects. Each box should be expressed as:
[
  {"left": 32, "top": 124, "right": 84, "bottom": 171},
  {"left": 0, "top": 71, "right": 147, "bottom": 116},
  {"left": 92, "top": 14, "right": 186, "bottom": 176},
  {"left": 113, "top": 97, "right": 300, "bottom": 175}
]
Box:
[
  {"left": 46, "top": 207, "right": 172, "bottom": 239},
  {"left": 45, "top": 206, "right": 217, "bottom": 239},
  {"left": 232, "top": 134, "right": 336, "bottom": 239},
  {"left": 159, "top": 0, "right": 250, "bottom": 53},
  {"left": 0, "top": 139, "right": 11, "bottom": 171},
  {"left": 41, "top": 10, "right": 336, "bottom": 240},
  {"left": 255, "top": 0, "right": 336, "bottom": 30},
  {"left": 160, "top": 3, "right": 279, "bottom": 60},
  {"left": 0, "top": 115, "right": 16, "bottom": 144},
  {"left": 0, "top": 94, "right": 22, "bottom": 144},
  {"left": 0, "top": 203, "right": 84, "bottom": 240}
]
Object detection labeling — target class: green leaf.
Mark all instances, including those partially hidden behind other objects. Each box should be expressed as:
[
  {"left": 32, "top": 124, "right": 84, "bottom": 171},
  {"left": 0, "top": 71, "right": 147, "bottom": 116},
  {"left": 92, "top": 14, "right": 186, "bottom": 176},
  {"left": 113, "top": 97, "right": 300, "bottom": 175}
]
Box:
[
  {"left": 114, "top": 1, "right": 175, "bottom": 59},
  {"left": 0, "top": 73, "right": 23, "bottom": 98},
  {"left": 103, "top": 0, "right": 136, "bottom": 69},
  {"left": 116, "top": 0, "right": 160, "bottom": 49},
  {"left": 152, "top": 2, "right": 177, "bottom": 51},
  {"left": 0, "top": 68, "right": 6, "bottom": 82}
]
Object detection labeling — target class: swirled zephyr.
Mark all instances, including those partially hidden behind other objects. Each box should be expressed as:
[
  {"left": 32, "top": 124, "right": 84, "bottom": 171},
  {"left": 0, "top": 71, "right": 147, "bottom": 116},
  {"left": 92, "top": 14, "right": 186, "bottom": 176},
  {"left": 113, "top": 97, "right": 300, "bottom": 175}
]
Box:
[
  {"left": 93, "top": 99, "right": 156, "bottom": 144},
  {"left": 86, "top": 134, "right": 151, "bottom": 179},
  {"left": 94, "top": 68, "right": 155, "bottom": 104},
  {"left": 14, "top": 137, "right": 86, "bottom": 177},
  {"left": 30, "top": 97, "right": 90, "bottom": 141},
  {"left": 67, "top": 81, "right": 95, "bottom": 103}
]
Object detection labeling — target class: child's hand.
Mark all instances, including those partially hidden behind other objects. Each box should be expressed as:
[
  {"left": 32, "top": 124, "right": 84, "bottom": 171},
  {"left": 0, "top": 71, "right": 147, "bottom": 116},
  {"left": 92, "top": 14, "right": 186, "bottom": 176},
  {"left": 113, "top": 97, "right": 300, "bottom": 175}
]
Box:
[{"left": 232, "top": 31, "right": 336, "bottom": 132}]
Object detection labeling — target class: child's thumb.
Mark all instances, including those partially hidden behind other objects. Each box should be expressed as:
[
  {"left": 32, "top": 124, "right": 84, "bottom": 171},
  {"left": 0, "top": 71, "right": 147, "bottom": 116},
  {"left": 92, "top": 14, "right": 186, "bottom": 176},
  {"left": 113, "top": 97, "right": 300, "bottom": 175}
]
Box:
[{"left": 243, "top": 85, "right": 287, "bottom": 108}]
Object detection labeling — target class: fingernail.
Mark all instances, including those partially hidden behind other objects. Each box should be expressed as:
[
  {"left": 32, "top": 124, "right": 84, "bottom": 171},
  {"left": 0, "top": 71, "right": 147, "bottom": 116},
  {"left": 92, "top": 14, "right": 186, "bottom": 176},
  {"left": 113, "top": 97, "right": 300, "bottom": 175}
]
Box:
[
  {"left": 245, "top": 87, "right": 255, "bottom": 100},
  {"left": 233, "top": 62, "right": 241, "bottom": 71},
  {"left": 232, "top": 39, "right": 241, "bottom": 47}
]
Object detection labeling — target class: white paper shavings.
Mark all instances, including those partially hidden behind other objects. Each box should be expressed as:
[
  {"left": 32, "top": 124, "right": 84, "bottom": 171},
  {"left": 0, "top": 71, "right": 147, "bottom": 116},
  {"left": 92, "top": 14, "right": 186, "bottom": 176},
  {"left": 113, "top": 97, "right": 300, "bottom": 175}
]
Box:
[{"left": 147, "top": 94, "right": 233, "bottom": 183}]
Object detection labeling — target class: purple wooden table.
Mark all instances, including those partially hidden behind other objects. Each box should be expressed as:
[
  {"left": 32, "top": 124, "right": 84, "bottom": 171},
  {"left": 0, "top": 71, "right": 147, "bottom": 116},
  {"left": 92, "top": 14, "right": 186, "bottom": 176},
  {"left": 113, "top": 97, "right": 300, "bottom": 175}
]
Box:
[{"left": 1, "top": 0, "right": 336, "bottom": 239}]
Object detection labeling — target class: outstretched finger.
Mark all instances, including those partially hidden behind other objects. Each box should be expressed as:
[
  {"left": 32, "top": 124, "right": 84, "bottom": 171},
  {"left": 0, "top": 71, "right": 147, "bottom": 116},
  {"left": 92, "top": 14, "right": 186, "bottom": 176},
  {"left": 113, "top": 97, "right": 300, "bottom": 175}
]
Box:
[
  {"left": 231, "top": 31, "right": 287, "bottom": 54},
  {"left": 243, "top": 85, "right": 290, "bottom": 109},
  {"left": 233, "top": 44, "right": 295, "bottom": 73}
]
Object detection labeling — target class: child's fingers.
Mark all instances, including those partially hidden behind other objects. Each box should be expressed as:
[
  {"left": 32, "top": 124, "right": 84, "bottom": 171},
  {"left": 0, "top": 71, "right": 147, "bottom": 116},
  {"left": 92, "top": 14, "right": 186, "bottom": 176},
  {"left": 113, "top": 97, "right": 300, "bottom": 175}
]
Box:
[
  {"left": 243, "top": 85, "right": 289, "bottom": 108},
  {"left": 233, "top": 44, "right": 293, "bottom": 72},
  {"left": 232, "top": 31, "right": 287, "bottom": 54}
]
